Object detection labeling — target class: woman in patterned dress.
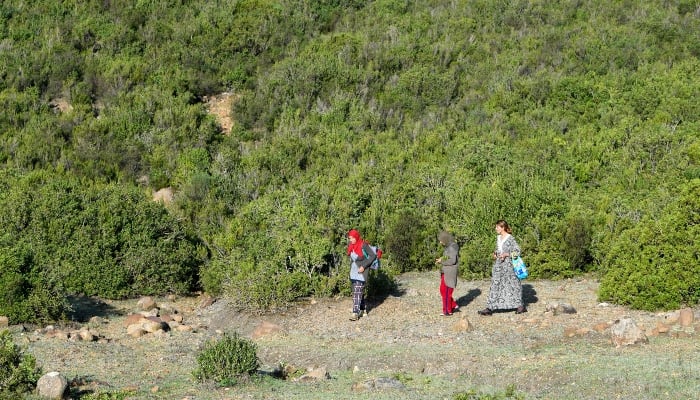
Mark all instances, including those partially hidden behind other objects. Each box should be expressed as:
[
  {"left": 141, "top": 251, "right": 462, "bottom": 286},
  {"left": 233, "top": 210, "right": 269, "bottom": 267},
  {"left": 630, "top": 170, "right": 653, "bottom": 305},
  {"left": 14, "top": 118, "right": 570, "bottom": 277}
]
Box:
[{"left": 478, "top": 220, "right": 526, "bottom": 315}]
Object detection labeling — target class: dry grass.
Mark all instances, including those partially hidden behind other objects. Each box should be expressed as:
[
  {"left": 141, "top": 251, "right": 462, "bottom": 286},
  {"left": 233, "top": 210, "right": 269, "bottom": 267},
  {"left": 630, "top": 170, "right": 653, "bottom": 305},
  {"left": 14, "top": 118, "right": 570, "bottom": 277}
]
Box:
[{"left": 11, "top": 272, "right": 700, "bottom": 399}]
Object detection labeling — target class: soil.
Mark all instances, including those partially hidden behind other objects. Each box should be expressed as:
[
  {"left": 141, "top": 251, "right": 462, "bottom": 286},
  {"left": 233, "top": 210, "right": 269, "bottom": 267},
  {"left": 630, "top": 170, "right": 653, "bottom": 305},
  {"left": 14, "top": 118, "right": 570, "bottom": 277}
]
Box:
[{"left": 10, "top": 271, "right": 700, "bottom": 400}]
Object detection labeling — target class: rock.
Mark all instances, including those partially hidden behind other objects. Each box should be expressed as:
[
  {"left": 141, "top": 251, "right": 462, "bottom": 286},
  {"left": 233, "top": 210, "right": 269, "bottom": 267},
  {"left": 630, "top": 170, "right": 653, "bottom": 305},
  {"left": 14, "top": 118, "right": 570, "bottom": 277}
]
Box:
[
  {"left": 372, "top": 377, "right": 406, "bottom": 389},
  {"left": 54, "top": 331, "right": 69, "bottom": 341},
  {"left": 296, "top": 366, "right": 330, "bottom": 381},
  {"left": 124, "top": 313, "right": 146, "bottom": 327},
  {"left": 660, "top": 311, "right": 680, "bottom": 325},
  {"left": 158, "top": 302, "right": 179, "bottom": 316},
  {"left": 557, "top": 303, "right": 577, "bottom": 315},
  {"left": 655, "top": 321, "right": 670, "bottom": 334},
  {"left": 352, "top": 377, "right": 405, "bottom": 391},
  {"left": 160, "top": 314, "right": 173, "bottom": 323},
  {"left": 198, "top": 294, "right": 215, "bottom": 308},
  {"left": 142, "top": 320, "right": 169, "bottom": 333},
  {"left": 592, "top": 322, "right": 610, "bottom": 333},
  {"left": 610, "top": 318, "right": 648, "bottom": 347},
  {"left": 78, "top": 328, "right": 97, "bottom": 342},
  {"left": 36, "top": 371, "right": 67, "bottom": 399},
  {"left": 137, "top": 296, "right": 157, "bottom": 311},
  {"left": 174, "top": 324, "right": 194, "bottom": 332},
  {"left": 252, "top": 321, "right": 283, "bottom": 339},
  {"left": 545, "top": 302, "right": 576, "bottom": 315},
  {"left": 452, "top": 317, "right": 472, "bottom": 332},
  {"left": 0, "top": 316, "right": 9, "bottom": 328},
  {"left": 126, "top": 324, "right": 148, "bottom": 338},
  {"left": 678, "top": 308, "right": 694, "bottom": 327}
]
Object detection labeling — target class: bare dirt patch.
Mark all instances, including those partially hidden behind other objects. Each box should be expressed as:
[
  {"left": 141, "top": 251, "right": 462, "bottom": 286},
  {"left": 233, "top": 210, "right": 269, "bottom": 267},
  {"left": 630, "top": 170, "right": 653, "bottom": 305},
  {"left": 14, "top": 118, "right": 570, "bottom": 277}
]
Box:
[
  {"left": 10, "top": 272, "right": 700, "bottom": 399},
  {"left": 204, "top": 92, "right": 237, "bottom": 135}
]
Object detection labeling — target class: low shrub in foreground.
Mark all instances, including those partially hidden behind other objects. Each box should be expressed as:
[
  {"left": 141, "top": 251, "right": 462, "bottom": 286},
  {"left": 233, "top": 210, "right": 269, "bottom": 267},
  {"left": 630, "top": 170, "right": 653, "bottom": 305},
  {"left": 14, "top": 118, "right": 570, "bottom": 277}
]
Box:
[
  {"left": 454, "top": 384, "right": 525, "bottom": 400},
  {"left": 0, "top": 330, "right": 42, "bottom": 397},
  {"left": 193, "top": 333, "right": 259, "bottom": 386}
]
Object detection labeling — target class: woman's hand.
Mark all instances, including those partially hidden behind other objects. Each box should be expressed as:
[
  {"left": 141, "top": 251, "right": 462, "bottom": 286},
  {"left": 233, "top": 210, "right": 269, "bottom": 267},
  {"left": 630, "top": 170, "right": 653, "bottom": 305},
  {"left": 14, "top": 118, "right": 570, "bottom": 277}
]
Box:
[
  {"left": 435, "top": 257, "right": 442, "bottom": 264},
  {"left": 358, "top": 266, "right": 365, "bottom": 273}
]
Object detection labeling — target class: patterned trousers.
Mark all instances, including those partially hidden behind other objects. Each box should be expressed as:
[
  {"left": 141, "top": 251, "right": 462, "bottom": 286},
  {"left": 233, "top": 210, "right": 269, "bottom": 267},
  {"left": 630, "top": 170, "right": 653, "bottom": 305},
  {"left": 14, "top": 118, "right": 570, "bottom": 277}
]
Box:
[{"left": 351, "top": 279, "right": 366, "bottom": 314}]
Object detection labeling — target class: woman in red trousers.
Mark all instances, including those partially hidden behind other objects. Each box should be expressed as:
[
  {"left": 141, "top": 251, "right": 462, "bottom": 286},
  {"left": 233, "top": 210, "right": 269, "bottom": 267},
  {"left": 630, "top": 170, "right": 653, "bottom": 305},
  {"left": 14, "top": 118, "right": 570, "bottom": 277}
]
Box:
[{"left": 436, "top": 231, "right": 459, "bottom": 316}]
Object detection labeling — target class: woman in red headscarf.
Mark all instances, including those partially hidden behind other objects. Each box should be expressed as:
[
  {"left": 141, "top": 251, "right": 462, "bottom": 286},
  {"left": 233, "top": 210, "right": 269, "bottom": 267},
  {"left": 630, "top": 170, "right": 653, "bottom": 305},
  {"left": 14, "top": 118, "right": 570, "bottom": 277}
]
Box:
[{"left": 347, "top": 229, "right": 377, "bottom": 321}]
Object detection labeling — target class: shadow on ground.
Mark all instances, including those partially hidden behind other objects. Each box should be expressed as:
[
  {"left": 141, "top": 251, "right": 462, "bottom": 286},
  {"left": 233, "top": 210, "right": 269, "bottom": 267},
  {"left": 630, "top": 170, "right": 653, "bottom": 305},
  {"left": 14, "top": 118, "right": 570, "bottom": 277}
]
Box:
[
  {"left": 367, "top": 269, "right": 406, "bottom": 312},
  {"left": 457, "top": 288, "right": 482, "bottom": 308},
  {"left": 523, "top": 283, "right": 538, "bottom": 305},
  {"left": 66, "top": 295, "right": 122, "bottom": 322}
]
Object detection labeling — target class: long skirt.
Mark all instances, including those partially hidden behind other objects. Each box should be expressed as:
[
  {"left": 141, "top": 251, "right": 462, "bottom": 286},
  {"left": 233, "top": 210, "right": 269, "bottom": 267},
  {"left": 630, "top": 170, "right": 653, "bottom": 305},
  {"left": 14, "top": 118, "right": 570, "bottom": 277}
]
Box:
[{"left": 486, "top": 258, "right": 523, "bottom": 310}]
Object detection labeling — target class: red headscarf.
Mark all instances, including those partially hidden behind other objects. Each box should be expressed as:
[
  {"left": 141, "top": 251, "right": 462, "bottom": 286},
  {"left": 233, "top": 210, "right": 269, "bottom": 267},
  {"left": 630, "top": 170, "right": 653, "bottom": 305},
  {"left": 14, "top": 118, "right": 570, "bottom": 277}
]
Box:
[{"left": 347, "top": 229, "right": 364, "bottom": 256}]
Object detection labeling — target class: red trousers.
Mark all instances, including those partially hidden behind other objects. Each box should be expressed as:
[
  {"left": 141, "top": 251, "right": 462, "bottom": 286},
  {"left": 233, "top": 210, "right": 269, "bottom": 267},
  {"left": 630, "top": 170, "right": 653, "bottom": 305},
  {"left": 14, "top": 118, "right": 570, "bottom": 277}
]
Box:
[{"left": 440, "top": 273, "right": 457, "bottom": 314}]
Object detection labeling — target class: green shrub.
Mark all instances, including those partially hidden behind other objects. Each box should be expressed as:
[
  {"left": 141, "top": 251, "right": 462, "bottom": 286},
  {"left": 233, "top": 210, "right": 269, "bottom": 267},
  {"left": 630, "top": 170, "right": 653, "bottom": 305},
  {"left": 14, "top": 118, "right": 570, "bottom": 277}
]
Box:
[
  {"left": 453, "top": 384, "right": 525, "bottom": 400},
  {"left": 0, "top": 247, "right": 68, "bottom": 324},
  {"left": 224, "top": 265, "right": 314, "bottom": 312},
  {"left": 193, "top": 333, "right": 259, "bottom": 386},
  {"left": 0, "top": 171, "right": 205, "bottom": 302},
  {"left": 78, "top": 389, "right": 132, "bottom": 400},
  {"left": 0, "top": 330, "right": 42, "bottom": 397},
  {"left": 598, "top": 179, "right": 700, "bottom": 310}
]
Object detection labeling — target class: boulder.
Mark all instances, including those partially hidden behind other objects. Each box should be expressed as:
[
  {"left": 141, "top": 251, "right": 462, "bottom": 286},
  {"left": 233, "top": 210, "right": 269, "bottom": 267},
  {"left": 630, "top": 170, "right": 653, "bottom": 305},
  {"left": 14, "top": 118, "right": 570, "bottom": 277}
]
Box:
[
  {"left": 36, "top": 371, "right": 67, "bottom": 399},
  {"left": 137, "top": 296, "right": 157, "bottom": 311},
  {"left": 610, "top": 318, "right": 648, "bottom": 347},
  {"left": 678, "top": 308, "right": 694, "bottom": 327}
]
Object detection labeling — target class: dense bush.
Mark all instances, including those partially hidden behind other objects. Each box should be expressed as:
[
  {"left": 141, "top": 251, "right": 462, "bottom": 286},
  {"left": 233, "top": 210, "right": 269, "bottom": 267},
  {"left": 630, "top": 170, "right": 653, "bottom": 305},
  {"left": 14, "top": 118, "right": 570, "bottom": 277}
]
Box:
[
  {"left": 0, "top": 330, "right": 42, "bottom": 397},
  {"left": 0, "top": 170, "right": 205, "bottom": 303},
  {"left": 193, "top": 333, "right": 259, "bottom": 386},
  {"left": 0, "top": 248, "right": 67, "bottom": 324},
  {"left": 598, "top": 179, "right": 700, "bottom": 311},
  {"left": 0, "top": 0, "right": 699, "bottom": 315}
]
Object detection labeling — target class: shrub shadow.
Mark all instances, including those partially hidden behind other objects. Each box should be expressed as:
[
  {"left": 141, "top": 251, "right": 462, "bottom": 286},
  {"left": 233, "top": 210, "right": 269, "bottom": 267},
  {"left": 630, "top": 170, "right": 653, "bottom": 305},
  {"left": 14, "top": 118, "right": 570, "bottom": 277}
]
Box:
[
  {"left": 67, "top": 376, "right": 114, "bottom": 399},
  {"left": 367, "top": 270, "right": 405, "bottom": 312},
  {"left": 66, "top": 295, "right": 122, "bottom": 322}
]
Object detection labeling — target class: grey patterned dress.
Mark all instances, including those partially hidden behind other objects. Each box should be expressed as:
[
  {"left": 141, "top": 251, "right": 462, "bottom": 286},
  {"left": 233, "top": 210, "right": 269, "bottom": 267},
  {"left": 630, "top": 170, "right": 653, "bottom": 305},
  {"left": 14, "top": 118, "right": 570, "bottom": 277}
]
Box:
[{"left": 486, "top": 234, "right": 524, "bottom": 310}]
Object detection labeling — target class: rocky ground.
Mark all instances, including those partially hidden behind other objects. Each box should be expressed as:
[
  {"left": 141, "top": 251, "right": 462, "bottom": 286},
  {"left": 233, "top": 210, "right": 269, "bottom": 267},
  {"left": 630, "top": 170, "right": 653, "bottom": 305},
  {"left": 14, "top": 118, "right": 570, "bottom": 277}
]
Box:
[{"left": 9, "top": 271, "right": 700, "bottom": 399}]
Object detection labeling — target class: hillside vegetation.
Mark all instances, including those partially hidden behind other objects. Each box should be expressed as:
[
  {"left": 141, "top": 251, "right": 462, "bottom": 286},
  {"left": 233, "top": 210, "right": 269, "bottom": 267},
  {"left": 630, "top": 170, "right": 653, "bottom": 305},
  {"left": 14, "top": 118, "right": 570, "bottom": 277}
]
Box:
[{"left": 1, "top": 0, "right": 699, "bottom": 323}]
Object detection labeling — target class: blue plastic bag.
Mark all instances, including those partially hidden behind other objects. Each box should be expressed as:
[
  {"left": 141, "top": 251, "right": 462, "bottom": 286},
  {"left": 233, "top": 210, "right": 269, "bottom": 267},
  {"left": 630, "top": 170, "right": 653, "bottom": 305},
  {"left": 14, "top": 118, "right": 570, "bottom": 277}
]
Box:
[{"left": 512, "top": 256, "right": 528, "bottom": 280}]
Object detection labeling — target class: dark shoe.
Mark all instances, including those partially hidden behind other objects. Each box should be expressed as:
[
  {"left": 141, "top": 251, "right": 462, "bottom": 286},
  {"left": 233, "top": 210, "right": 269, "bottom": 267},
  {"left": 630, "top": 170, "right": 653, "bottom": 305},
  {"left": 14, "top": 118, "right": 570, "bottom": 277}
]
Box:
[
  {"left": 515, "top": 306, "right": 527, "bottom": 314},
  {"left": 477, "top": 308, "right": 493, "bottom": 316},
  {"left": 452, "top": 305, "right": 460, "bottom": 313}
]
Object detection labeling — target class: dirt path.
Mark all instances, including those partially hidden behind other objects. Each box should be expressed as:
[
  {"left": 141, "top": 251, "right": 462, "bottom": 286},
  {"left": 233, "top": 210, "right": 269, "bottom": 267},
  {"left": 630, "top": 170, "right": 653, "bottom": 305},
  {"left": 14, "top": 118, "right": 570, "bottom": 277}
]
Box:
[{"left": 12, "top": 272, "right": 700, "bottom": 399}]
